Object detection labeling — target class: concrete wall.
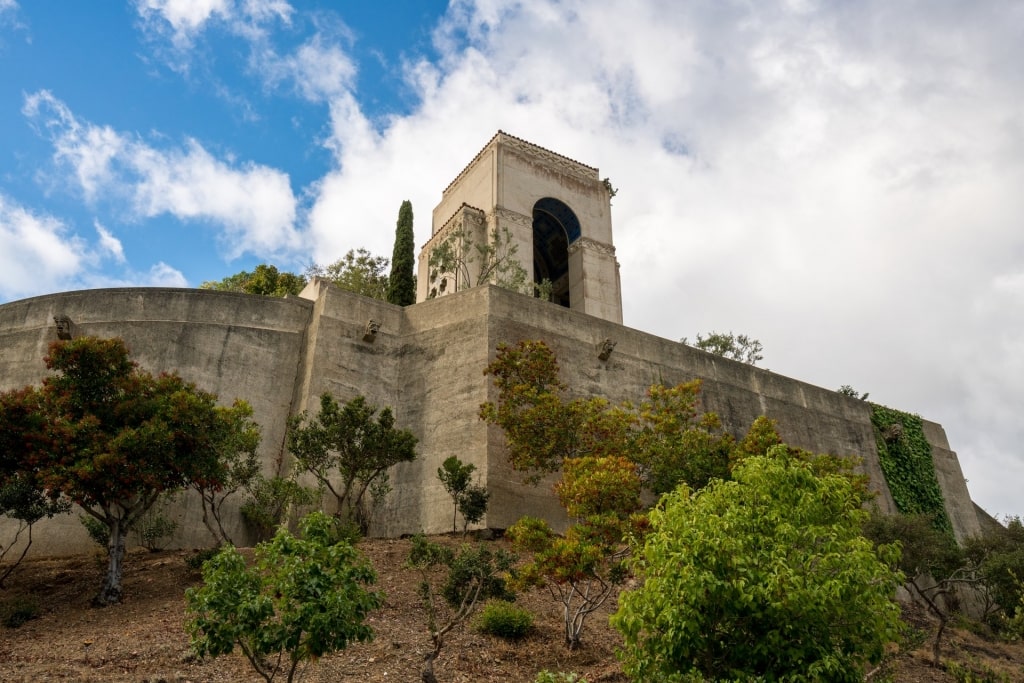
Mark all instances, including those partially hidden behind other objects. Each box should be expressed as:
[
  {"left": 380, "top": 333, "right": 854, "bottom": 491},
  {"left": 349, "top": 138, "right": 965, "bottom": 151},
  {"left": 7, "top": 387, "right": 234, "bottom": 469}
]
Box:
[
  {"left": 479, "top": 286, "right": 907, "bottom": 530},
  {"left": 0, "top": 288, "right": 312, "bottom": 555},
  {"left": 0, "top": 283, "right": 981, "bottom": 556}
]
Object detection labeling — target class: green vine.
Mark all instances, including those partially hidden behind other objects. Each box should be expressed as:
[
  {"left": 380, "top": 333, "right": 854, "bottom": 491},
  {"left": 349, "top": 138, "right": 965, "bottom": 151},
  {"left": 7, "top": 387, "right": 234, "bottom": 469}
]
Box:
[{"left": 869, "top": 404, "right": 951, "bottom": 534}]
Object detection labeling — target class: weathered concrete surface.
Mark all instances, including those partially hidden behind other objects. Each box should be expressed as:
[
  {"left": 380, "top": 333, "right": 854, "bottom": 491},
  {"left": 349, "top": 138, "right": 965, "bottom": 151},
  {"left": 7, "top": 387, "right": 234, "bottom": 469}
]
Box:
[
  {"left": 0, "top": 282, "right": 983, "bottom": 557},
  {"left": 922, "top": 420, "right": 983, "bottom": 542},
  {"left": 0, "top": 288, "right": 312, "bottom": 555}
]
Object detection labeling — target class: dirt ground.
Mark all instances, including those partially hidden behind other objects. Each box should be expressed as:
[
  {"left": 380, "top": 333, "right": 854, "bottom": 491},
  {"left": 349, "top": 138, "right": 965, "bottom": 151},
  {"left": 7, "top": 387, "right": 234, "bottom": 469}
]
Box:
[{"left": 1, "top": 538, "right": 1023, "bottom": 683}]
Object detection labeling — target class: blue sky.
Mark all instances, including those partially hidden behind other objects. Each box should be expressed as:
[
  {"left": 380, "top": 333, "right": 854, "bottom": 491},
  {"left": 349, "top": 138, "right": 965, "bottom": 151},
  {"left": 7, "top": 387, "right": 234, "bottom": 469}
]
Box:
[{"left": 1, "top": 0, "right": 1023, "bottom": 519}]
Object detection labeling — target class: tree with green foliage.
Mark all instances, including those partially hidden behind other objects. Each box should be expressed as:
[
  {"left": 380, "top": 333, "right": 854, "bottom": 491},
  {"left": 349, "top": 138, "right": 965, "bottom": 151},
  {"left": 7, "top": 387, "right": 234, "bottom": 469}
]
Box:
[
  {"left": 612, "top": 450, "right": 903, "bottom": 683},
  {"left": 965, "top": 516, "right": 1024, "bottom": 632},
  {"left": 427, "top": 225, "right": 528, "bottom": 298},
  {"left": 2, "top": 337, "right": 254, "bottom": 605},
  {"left": 864, "top": 511, "right": 1024, "bottom": 663},
  {"left": 187, "top": 399, "right": 261, "bottom": 546},
  {"left": 406, "top": 535, "right": 516, "bottom": 683},
  {"left": 387, "top": 200, "right": 416, "bottom": 305},
  {"left": 508, "top": 454, "right": 643, "bottom": 650},
  {"left": 437, "top": 456, "right": 490, "bottom": 536},
  {"left": 681, "top": 330, "right": 764, "bottom": 365},
  {"left": 480, "top": 340, "right": 732, "bottom": 495},
  {"left": 186, "top": 511, "right": 382, "bottom": 683},
  {"left": 630, "top": 380, "right": 733, "bottom": 494},
  {"left": 862, "top": 510, "right": 970, "bottom": 666},
  {"left": 239, "top": 475, "right": 317, "bottom": 542},
  {"left": 838, "top": 384, "right": 870, "bottom": 400},
  {"left": 307, "top": 248, "right": 390, "bottom": 300},
  {"left": 200, "top": 263, "right": 306, "bottom": 297},
  {"left": 287, "top": 393, "right": 417, "bottom": 533},
  {"left": 479, "top": 340, "right": 633, "bottom": 482}
]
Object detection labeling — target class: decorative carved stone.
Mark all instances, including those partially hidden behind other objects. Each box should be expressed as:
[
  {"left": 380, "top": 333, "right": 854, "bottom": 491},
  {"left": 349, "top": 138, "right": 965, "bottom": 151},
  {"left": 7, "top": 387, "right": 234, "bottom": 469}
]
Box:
[
  {"left": 492, "top": 206, "right": 532, "bottom": 228},
  {"left": 883, "top": 423, "right": 905, "bottom": 443},
  {"left": 363, "top": 319, "right": 381, "bottom": 343},
  {"left": 500, "top": 133, "right": 599, "bottom": 186},
  {"left": 568, "top": 237, "right": 616, "bottom": 257},
  {"left": 54, "top": 315, "right": 73, "bottom": 340},
  {"left": 597, "top": 338, "right": 616, "bottom": 361},
  {"left": 441, "top": 131, "right": 599, "bottom": 198}
]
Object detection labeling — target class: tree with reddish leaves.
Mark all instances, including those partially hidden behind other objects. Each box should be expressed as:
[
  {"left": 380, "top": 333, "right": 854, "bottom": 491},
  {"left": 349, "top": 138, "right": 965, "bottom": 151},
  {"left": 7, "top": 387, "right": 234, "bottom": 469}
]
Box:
[
  {"left": 3, "top": 337, "right": 253, "bottom": 605},
  {"left": 508, "top": 455, "right": 645, "bottom": 650},
  {"left": 0, "top": 388, "right": 69, "bottom": 586}
]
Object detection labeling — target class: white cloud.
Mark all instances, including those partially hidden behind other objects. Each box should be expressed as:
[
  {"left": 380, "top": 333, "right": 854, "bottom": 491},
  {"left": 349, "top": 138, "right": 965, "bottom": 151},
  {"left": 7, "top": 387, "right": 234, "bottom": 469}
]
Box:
[
  {"left": 256, "top": 33, "right": 358, "bottom": 102},
  {"left": 297, "top": 0, "right": 1024, "bottom": 517},
  {"left": 24, "top": 90, "right": 302, "bottom": 260},
  {"left": 23, "top": 92, "right": 125, "bottom": 201},
  {"left": 74, "top": 261, "right": 190, "bottom": 292},
  {"left": 143, "top": 261, "right": 189, "bottom": 287},
  {"left": 0, "top": 194, "right": 192, "bottom": 300},
  {"left": 135, "top": 0, "right": 292, "bottom": 48},
  {"left": 0, "top": 194, "right": 84, "bottom": 300},
  {"left": 94, "top": 220, "right": 125, "bottom": 263}
]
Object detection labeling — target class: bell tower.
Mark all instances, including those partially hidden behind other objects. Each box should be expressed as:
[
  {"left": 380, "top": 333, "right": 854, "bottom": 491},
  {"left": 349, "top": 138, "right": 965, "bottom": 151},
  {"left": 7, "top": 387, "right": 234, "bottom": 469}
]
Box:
[{"left": 417, "top": 131, "right": 623, "bottom": 324}]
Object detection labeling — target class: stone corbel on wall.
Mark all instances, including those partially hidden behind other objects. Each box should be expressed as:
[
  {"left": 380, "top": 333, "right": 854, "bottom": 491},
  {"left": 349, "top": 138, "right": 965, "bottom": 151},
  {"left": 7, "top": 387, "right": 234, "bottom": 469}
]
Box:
[
  {"left": 363, "top": 319, "right": 381, "bottom": 343},
  {"left": 54, "top": 315, "right": 73, "bottom": 340},
  {"left": 597, "top": 338, "right": 616, "bottom": 361}
]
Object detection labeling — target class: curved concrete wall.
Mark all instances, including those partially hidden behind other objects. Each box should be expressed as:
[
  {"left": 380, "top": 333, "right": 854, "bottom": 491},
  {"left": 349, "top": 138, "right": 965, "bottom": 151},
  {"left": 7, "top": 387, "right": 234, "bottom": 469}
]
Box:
[{"left": 0, "top": 288, "right": 312, "bottom": 555}]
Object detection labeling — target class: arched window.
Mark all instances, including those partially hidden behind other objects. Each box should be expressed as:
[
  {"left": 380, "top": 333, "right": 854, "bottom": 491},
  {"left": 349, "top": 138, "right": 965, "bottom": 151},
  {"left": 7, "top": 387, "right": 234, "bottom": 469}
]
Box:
[{"left": 532, "top": 198, "right": 581, "bottom": 308}]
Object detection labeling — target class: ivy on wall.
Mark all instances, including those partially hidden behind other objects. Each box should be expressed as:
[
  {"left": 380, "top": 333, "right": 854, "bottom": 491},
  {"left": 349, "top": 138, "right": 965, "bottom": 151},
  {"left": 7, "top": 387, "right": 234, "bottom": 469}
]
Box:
[{"left": 869, "top": 404, "right": 952, "bottom": 534}]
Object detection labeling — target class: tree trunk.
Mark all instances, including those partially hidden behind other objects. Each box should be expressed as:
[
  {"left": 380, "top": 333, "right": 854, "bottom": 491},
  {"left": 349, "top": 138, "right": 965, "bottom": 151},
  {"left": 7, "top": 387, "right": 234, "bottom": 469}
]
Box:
[
  {"left": 94, "top": 518, "right": 125, "bottom": 606},
  {"left": 421, "top": 651, "right": 438, "bottom": 683},
  {"left": 0, "top": 521, "right": 34, "bottom": 588}
]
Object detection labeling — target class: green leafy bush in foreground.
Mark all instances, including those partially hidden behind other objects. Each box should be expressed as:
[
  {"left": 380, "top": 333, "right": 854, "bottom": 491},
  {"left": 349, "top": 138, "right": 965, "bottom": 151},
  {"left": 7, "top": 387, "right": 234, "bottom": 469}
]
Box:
[
  {"left": 612, "top": 450, "right": 904, "bottom": 683},
  {"left": 185, "top": 511, "right": 382, "bottom": 683},
  {"left": 476, "top": 599, "right": 533, "bottom": 640}
]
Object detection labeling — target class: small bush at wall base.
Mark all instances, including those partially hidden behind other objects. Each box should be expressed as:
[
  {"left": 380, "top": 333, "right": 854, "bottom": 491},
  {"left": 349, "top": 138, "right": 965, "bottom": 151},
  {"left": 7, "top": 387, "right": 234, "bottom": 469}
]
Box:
[
  {"left": 135, "top": 510, "right": 178, "bottom": 551},
  {"left": 184, "top": 547, "right": 220, "bottom": 572},
  {"left": 945, "top": 660, "right": 1012, "bottom": 683},
  {"left": 1, "top": 596, "right": 39, "bottom": 628},
  {"left": 477, "top": 600, "right": 533, "bottom": 640}
]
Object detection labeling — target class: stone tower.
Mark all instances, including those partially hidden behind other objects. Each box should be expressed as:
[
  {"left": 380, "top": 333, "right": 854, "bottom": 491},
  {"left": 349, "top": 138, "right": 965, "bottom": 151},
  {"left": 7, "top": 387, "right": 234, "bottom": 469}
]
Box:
[{"left": 416, "top": 131, "right": 623, "bottom": 324}]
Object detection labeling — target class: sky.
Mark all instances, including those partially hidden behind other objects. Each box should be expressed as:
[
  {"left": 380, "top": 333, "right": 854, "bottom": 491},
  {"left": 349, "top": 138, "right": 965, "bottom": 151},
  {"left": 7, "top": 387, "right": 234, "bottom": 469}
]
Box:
[{"left": 0, "top": 1, "right": 1022, "bottom": 519}]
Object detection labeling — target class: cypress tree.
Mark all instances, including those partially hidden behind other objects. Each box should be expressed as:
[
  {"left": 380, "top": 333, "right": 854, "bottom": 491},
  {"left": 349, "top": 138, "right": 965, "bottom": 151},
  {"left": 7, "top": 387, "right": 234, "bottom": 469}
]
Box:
[{"left": 386, "top": 200, "right": 416, "bottom": 305}]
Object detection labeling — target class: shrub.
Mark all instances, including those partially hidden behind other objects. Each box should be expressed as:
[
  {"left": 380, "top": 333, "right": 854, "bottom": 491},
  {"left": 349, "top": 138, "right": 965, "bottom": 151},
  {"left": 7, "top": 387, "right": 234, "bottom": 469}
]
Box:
[
  {"left": 477, "top": 600, "right": 533, "bottom": 640},
  {"left": 184, "top": 547, "right": 220, "bottom": 572},
  {"left": 613, "top": 452, "right": 904, "bottom": 683},
  {"left": 407, "top": 535, "right": 517, "bottom": 683},
  {"left": 240, "top": 475, "right": 316, "bottom": 541},
  {"left": 186, "top": 511, "right": 382, "bottom": 683},
  {"left": 135, "top": 509, "right": 178, "bottom": 551},
  {"left": 0, "top": 596, "right": 39, "bottom": 628}
]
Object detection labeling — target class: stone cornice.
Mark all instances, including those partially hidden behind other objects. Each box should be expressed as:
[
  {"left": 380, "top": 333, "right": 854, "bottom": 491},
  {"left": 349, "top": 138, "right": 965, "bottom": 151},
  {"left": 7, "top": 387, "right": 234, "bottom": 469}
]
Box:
[
  {"left": 442, "top": 130, "right": 599, "bottom": 197},
  {"left": 499, "top": 133, "right": 600, "bottom": 186},
  {"left": 568, "top": 236, "right": 616, "bottom": 256},
  {"left": 492, "top": 206, "right": 532, "bottom": 228},
  {"left": 422, "top": 203, "right": 485, "bottom": 249}
]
